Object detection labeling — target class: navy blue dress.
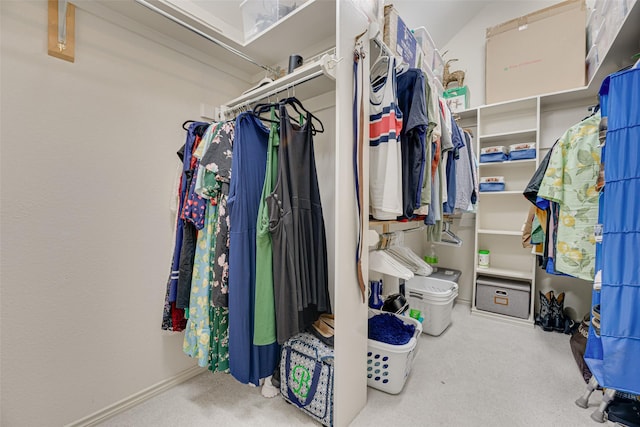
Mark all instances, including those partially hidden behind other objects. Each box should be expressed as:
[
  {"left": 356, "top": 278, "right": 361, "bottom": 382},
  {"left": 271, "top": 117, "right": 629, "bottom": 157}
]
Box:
[{"left": 228, "top": 113, "right": 280, "bottom": 385}]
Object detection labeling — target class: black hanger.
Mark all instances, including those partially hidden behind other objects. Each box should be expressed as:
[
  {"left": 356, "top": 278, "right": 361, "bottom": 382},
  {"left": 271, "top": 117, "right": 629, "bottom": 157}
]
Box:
[
  {"left": 279, "top": 97, "right": 325, "bottom": 134},
  {"left": 251, "top": 103, "right": 280, "bottom": 125},
  {"left": 182, "top": 120, "right": 196, "bottom": 131}
]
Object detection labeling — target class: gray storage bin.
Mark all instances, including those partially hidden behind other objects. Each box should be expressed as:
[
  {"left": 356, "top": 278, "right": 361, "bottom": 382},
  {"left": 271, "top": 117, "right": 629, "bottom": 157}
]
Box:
[{"left": 475, "top": 275, "right": 531, "bottom": 319}]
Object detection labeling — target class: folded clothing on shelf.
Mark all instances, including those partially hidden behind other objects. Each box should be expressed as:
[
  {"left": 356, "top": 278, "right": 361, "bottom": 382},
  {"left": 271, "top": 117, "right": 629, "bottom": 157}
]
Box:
[
  {"left": 480, "top": 145, "right": 509, "bottom": 163},
  {"left": 479, "top": 176, "right": 505, "bottom": 192},
  {"left": 509, "top": 142, "right": 536, "bottom": 160}
]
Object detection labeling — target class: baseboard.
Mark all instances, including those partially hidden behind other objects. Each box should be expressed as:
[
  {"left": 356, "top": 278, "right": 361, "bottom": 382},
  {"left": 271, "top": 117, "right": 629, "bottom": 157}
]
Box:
[
  {"left": 455, "top": 298, "right": 472, "bottom": 307},
  {"left": 66, "top": 365, "right": 204, "bottom": 427}
]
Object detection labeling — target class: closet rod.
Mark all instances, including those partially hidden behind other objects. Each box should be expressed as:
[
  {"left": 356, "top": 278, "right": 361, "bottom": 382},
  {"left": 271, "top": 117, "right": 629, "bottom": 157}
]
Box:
[
  {"left": 221, "top": 68, "right": 325, "bottom": 118},
  {"left": 134, "top": 0, "right": 279, "bottom": 77}
]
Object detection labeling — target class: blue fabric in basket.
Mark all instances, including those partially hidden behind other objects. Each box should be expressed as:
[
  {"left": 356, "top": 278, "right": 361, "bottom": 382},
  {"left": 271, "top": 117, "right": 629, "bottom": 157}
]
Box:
[
  {"left": 368, "top": 314, "right": 415, "bottom": 345},
  {"left": 509, "top": 149, "right": 536, "bottom": 160},
  {"left": 480, "top": 152, "right": 508, "bottom": 163}
]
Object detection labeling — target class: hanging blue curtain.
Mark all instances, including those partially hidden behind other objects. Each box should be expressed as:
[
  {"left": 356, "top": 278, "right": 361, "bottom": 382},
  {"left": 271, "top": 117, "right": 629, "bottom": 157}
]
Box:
[{"left": 585, "top": 66, "right": 640, "bottom": 395}]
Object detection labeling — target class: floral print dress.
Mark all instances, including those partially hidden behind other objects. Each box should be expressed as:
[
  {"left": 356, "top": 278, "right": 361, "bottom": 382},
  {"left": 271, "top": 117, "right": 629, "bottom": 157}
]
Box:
[{"left": 182, "top": 121, "right": 234, "bottom": 372}]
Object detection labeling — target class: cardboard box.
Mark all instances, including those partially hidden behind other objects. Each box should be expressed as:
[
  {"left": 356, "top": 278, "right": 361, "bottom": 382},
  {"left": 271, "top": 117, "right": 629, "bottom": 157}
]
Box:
[
  {"left": 443, "top": 86, "right": 470, "bottom": 113},
  {"left": 383, "top": 5, "right": 418, "bottom": 68},
  {"left": 485, "top": 0, "right": 587, "bottom": 104}
]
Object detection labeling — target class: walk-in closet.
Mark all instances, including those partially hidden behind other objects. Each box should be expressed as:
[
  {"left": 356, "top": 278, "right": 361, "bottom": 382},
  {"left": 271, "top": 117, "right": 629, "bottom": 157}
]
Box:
[{"left": 1, "top": 0, "right": 639, "bottom": 426}]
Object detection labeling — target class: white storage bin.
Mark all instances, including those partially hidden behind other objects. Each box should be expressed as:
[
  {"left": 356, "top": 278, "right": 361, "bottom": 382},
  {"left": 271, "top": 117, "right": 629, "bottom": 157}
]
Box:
[
  {"left": 412, "top": 26, "right": 437, "bottom": 71},
  {"left": 241, "top": 0, "right": 298, "bottom": 39},
  {"left": 433, "top": 49, "right": 445, "bottom": 83},
  {"left": 405, "top": 276, "right": 458, "bottom": 336},
  {"left": 367, "top": 310, "right": 422, "bottom": 394}
]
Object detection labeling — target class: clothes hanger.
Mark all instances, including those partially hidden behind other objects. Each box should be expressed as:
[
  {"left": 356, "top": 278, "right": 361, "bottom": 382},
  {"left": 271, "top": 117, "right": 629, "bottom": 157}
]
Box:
[
  {"left": 278, "top": 96, "right": 325, "bottom": 134},
  {"left": 182, "top": 120, "right": 196, "bottom": 131},
  {"left": 370, "top": 42, "right": 391, "bottom": 86},
  {"left": 439, "top": 221, "right": 463, "bottom": 247},
  {"left": 251, "top": 102, "right": 280, "bottom": 124}
]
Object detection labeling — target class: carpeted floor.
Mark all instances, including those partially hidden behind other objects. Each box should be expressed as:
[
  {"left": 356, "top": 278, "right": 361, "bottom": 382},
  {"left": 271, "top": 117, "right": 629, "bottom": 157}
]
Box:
[{"left": 99, "top": 304, "right": 603, "bottom": 426}]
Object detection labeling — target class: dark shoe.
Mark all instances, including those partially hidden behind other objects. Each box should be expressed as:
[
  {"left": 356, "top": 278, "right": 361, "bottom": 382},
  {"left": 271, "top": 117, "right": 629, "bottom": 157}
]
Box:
[
  {"left": 592, "top": 304, "right": 601, "bottom": 336},
  {"left": 552, "top": 292, "right": 566, "bottom": 332},
  {"left": 538, "top": 291, "right": 554, "bottom": 332},
  {"left": 607, "top": 397, "right": 640, "bottom": 427}
]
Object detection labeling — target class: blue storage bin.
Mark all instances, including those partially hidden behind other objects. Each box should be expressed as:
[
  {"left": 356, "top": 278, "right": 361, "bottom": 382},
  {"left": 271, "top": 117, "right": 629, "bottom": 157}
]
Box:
[
  {"left": 480, "top": 145, "right": 509, "bottom": 163},
  {"left": 479, "top": 182, "right": 506, "bottom": 192},
  {"left": 480, "top": 152, "right": 509, "bottom": 163},
  {"left": 480, "top": 176, "right": 505, "bottom": 192},
  {"left": 508, "top": 143, "right": 536, "bottom": 161},
  {"left": 509, "top": 148, "right": 536, "bottom": 160}
]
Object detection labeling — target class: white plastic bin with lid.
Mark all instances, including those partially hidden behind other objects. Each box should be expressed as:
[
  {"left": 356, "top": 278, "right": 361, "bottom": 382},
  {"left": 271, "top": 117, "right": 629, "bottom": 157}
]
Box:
[{"left": 405, "top": 276, "right": 458, "bottom": 336}]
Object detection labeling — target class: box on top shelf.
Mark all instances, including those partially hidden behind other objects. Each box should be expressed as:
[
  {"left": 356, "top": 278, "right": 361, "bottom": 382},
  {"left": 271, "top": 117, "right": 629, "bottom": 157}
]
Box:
[
  {"left": 443, "top": 86, "right": 470, "bottom": 113},
  {"left": 485, "top": 0, "right": 587, "bottom": 104},
  {"left": 383, "top": 5, "right": 418, "bottom": 68},
  {"left": 241, "top": 0, "right": 298, "bottom": 40}
]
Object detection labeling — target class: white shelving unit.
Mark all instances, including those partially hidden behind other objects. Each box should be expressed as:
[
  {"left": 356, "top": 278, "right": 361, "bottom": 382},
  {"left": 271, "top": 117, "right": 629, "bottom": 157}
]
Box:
[
  {"left": 472, "top": 96, "right": 540, "bottom": 325},
  {"left": 461, "top": 0, "right": 640, "bottom": 327}
]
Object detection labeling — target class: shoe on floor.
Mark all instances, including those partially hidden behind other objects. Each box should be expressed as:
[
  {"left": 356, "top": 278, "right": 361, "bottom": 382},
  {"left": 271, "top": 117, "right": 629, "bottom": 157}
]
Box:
[{"left": 607, "top": 397, "right": 640, "bottom": 427}]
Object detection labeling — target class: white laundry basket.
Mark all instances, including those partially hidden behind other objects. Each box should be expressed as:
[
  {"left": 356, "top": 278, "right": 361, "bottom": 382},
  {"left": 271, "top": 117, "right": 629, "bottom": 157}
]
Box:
[
  {"left": 406, "top": 276, "right": 458, "bottom": 336},
  {"left": 367, "top": 310, "right": 422, "bottom": 394}
]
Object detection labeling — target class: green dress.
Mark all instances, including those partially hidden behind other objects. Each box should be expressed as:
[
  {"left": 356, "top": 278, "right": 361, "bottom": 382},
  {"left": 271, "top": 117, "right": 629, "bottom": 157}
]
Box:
[{"left": 253, "top": 109, "right": 279, "bottom": 345}]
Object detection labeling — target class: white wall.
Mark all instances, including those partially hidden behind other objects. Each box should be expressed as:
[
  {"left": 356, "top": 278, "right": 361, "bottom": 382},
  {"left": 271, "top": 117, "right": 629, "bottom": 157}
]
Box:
[
  {"left": 442, "top": 1, "right": 559, "bottom": 107},
  {"left": 0, "top": 1, "right": 247, "bottom": 425}
]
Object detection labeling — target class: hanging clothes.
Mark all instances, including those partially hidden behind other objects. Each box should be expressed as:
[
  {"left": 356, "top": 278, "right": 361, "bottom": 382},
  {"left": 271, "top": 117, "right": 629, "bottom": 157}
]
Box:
[
  {"left": 254, "top": 108, "right": 279, "bottom": 346},
  {"left": 538, "top": 113, "right": 601, "bottom": 280},
  {"left": 369, "top": 57, "right": 404, "bottom": 220},
  {"left": 196, "top": 120, "right": 235, "bottom": 373},
  {"left": 415, "top": 75, "right": 438, "bottom": 216},
  {"left": 444, "top": 116, "right": 466, "bottom": 214},
  {"left": 396, "top": 68, "right": 428, "bottom": 218},
  {"left": 176, "top": 125, "right": 211, "bottom": 310},
  {"left": 183, "top": 123, "right": 220, "bottom": 367},
  {"left": 228, "top": 112, "right": 280, "bottom": 386},
  {"left": 197, "top": 121, "right": 234, "bottom": 308},
  {"left": 267, "top": 102, "right": 331, "bottom": 345},
  {"left": 162, "top": 121, "right": 207, "bottom": 332}
]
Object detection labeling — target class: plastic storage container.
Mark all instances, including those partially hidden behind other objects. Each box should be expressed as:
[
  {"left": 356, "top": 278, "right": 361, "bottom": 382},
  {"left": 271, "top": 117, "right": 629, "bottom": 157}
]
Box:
[
  {"left": 429, "top": 267, "right": 461, "bottom": 284},
  {"left": 367, "top": 310, "right": 422, "bottom": 394},
  {"left": 412, "top": 26, "right": 436, "bottom": 71},
  {"left": 241, "top": 0, "right": 298, "bottom": 40},
  {"left": 405, "top": 276, "right": 458, "bottom": 336},
  {"left": 475, "top": 275, "right": 531, "bottom": 319}
]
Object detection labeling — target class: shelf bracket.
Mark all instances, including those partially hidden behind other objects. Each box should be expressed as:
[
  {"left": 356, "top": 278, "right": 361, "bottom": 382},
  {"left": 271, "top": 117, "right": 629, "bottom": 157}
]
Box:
[{"left": 48, "top": 0, "right": 75, "bottom": 63}]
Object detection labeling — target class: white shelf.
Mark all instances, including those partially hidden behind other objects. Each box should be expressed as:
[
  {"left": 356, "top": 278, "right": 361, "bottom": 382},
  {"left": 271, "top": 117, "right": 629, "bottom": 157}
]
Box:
[
  {"left": 477, "top": 229, "right": 522, "bottom": 236},
  {"left": 478, "top": 190, "right": 524, "bottom": 195},
  {"left": 476, "top": 267, "right": 533, "bottom": 281},
  {"left": 221, "top": 60, "right": 334, "bottom": 110},
  {"left": 478, "top": 128, "right": 537, "bottom": 144},
  {"left": 471, "top": 307, "right": 535, "bottom": 327},
  {"left": 479, "top": 159, "right": 536, "bottom": 167}
]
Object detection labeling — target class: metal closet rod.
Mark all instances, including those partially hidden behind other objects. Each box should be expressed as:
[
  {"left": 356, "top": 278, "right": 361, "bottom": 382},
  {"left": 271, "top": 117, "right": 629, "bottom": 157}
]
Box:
[
  {"left": 222, "top": 69, "right": 325, "bottom": 118},
  {"left": 134, "top": 0, "right": 278, "bottom": 77}
]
